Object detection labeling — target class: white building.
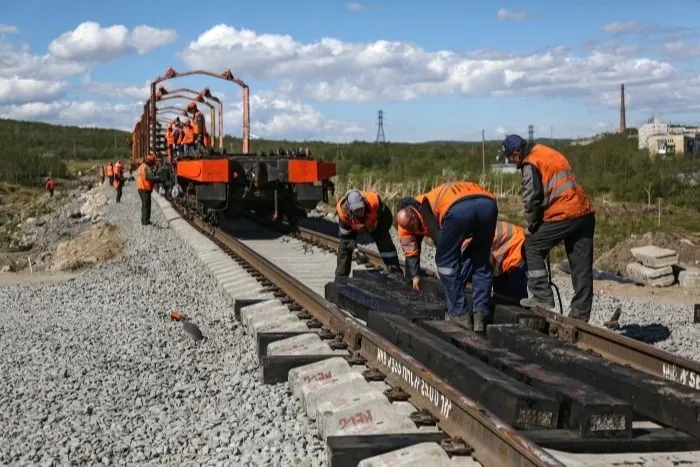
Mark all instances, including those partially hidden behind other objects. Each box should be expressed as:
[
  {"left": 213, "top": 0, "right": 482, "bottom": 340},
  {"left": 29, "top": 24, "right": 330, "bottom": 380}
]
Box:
[{"left": 638, "top": 117, "right": 700, "bottom": 150}]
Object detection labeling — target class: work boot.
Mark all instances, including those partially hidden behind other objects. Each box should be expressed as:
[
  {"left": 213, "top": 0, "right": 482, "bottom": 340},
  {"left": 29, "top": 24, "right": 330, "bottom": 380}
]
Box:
[
  {"left": 520, "top": 297, "right": 555, "bottom": 311},
  {"left": 446, "top": 312, "right": 473, "bottom": 330},
  {"left": 473, "top": 312, "right": 486, "bottom": 333}
]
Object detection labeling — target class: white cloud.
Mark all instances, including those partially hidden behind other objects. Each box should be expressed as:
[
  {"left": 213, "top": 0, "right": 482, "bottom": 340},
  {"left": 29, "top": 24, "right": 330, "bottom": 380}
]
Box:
[
  {"left": 346, "top": 2, "right": 366, "bottom": 12},
  {"left": 663, "top": 41, "right": 700, "bottom": 60},
  {"left": 48, "top": 22, "right": 176, "bottom": 62},
  {"left": 179, "top": 24, "right": 696, "bottom": 115},
  {"left": 222, "top": 90, "right": 367, "bottom": 141},
  {"left": 601, "top": 21, "right": 644, "bottom": 34},
  {"left": 0, "top": 24, "right": 19, "bottom": 34},
  {"left": 0, "top": 77, "right": 67, "bottom": 104},
  {"left": 1, "top": 100, "right": 141, "bottom": 130},
  {"left": 497, "top": 8, "right": 528, "bottom": 22}
]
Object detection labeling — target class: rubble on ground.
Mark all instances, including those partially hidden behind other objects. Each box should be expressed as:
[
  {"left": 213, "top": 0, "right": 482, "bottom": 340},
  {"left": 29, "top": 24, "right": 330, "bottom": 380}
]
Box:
[{"left": 50, "top": 222, "right": 124, "bottom": 271}]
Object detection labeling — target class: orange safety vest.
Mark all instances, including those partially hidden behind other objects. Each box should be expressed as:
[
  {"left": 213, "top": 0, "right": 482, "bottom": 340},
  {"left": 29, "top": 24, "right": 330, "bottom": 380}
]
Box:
[
  {"left": 183, "top": 126, "right": 195, "bottom": 144},
  {"left": 45, "top": 179, "right": 55, "bottom": 190},
  {"left": 399, "top": 220, "right": 525, "bottom": 277},
  {"left": 113, "top": 174, "right": 123, "bottom": 189},
  {"left": 523, "top": 145, "right": 594, "bottom": 222},
  {"left": 192, "top": 111, "right": 205, "bottom": 135},
  {"left": 416, "top": 181, "right": 495, "bottom": 225},
  {"left": 136, "top": 163, "right": 154, "bottom": 192},
  {"left": 165, "top": 129, "right": 175, "bottom": 145},
  {"left": 106, "top": 165, "right": 114, "bottom": 177},
  {"left": 336, "top": 191, "right": 381, "bottom": 233}
]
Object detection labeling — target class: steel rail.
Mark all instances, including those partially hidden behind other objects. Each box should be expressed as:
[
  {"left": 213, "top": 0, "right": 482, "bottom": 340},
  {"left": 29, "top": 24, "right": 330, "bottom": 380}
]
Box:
[
  {"left": 173, "top": 204, "right": 563, "bottom": 467},
  {"left": 289, "top": 222, "right": 700, "bottom": 392}
]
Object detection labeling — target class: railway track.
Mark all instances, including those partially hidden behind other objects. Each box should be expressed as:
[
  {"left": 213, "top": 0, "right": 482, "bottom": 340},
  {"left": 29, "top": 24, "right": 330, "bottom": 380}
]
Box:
[{"left": 167, "top": 196, "right": 700, "bottom": 466}]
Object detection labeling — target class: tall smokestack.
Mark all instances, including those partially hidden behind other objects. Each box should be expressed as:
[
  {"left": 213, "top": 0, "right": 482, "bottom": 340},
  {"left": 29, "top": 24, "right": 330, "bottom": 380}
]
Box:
[{"left": 619, "top": 83, "right": 626, "bottom": 134}]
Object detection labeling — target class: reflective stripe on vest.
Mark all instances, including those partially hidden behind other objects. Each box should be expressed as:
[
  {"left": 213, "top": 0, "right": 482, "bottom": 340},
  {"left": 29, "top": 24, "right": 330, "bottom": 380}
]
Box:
[
  {"left": 336, "top": 190, "right": 381, "bottom": 233},
  {"left": 137, "top": 163, "right": 154, "bottom": 192},
  {"left": 524, "top": 145, "right": 593, "bottom": 222},
  {"left": 419, "top": 181, "right": 495, "bottom": 225}
]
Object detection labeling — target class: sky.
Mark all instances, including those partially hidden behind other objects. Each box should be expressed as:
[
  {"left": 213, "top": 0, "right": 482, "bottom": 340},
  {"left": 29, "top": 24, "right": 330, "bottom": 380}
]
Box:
[{"left": 2, "top": 0, "right": 700, "bottom": 143}]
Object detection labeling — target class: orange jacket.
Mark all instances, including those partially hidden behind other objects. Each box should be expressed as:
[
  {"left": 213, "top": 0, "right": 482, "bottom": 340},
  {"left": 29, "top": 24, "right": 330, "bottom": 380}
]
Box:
[
  {"left": 106, "top": 164, "right": 114, "bottom": 177},
  {"left": 522, "top": 145, "right": 593, "bottom": 223},
  {"left": 45, "top": 178, "right": 55, "bottom": 191},
  {"left": 399, "top": 220, "right": 525, "bottom": 278},
  {"left": 336, "top": 191, "right": 381, "bottom": 234},
  {"left": 165, "top": 129, "right": 175, "bottom": 146},
  {"left": 136, "top": 163, "right": 155, "bottom": 192},
  {"left": 183, "top": 126, "right": 195, "bottom": 144},
  {"left": 192, "top": 111, "right": 206, "bottom": 135},
  {"left": 415, "top": 181, "right": 495, "bottom": 226}
]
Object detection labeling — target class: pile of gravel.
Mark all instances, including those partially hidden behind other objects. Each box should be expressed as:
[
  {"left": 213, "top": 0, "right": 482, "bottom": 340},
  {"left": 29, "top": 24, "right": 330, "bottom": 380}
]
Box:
[
  {"left": 301, "top": 215, "right": 700, "bottom": 362},
  {"left": 0, "top": 185, "right": 324, "bottom": 465}
]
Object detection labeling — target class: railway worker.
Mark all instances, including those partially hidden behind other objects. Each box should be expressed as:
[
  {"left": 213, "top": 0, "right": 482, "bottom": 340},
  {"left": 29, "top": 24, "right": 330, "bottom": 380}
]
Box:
[
  {"left": 165, "top": 124, "right": 175, "bottom": 164},
  {"left": 501, "top": 134, "right": 595, "bottom": 322},
  {"left": 45, "top": 176, "right": 56, "bottom": 197},
  {"left": 192, "top": 105, "right": 207, "bottom": 152},
  {"left": 335, "top": 189, "right": 402, "bottom": 278},
  {"left": 99, "top": 166, "right": 105, "bottom": 184},
  {"left": 106, "top": 162, "right": 114, "bottom": 185},
  {"left": 399, "top": 217, "right": 528, "bottom": 314},
  {"left": 182, "top": 120, "right": 195, "bottom": 155},
  {"left": 113, "top": 164, "right": 124, "bottom": 203},
  {"left": 136, "top": 152, "right": 161, "bottom": 225},
  {"left": 396, "top": 182, "right": 498, "bottom": 332}
]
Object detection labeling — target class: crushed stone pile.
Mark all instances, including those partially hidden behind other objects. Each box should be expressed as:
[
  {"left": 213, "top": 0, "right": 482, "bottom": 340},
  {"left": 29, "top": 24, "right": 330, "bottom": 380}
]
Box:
[
  {"left": 0, "top": 184, "right": 324, "bottom": 465},
  {"left": 50, "top": 222, "right": 124, "bottom": 271}
]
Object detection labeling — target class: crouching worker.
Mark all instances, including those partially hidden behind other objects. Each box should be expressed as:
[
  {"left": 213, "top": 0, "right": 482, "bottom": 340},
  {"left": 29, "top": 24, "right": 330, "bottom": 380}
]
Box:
[
  {"left": 335, "top": 189, "right": 402, "bottom": 278},
  {"left": 396, "top": 182, "right": 498, "bottom": 331}
]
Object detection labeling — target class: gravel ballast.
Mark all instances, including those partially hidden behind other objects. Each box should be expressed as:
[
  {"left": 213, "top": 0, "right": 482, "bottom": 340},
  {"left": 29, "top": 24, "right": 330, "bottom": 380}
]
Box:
[
  {"left": 301, "top": 213, "right": 700, "bottom": 362},
  {"left": 0, "top": 183, "right": 324, "bottom": 466}
]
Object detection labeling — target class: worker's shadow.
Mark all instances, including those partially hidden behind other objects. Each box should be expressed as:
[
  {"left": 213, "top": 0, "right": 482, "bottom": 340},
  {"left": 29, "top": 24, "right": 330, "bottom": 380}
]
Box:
[{"left": 618, "top": 323, "right": 671, "bottom": 344}]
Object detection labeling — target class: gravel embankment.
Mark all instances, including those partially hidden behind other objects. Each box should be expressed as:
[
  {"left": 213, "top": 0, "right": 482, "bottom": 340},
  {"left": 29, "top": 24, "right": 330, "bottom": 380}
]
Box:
[
  {"left": 301, "top": 213, "right": 700, "bottom": 362},
  {"left": 0, "top": 184, "right": 324, "bottom": 466}
]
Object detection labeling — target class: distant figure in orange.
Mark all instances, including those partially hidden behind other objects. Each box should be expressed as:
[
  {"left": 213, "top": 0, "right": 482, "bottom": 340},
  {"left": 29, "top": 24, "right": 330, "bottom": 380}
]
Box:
[{"left": 45, "top": 177, "right": 56, "bottom": 197}]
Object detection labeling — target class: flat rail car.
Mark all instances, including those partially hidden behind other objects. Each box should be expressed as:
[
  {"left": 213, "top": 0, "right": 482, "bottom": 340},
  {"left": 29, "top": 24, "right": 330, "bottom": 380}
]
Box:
[{"left": 129, "top": 66, "right": 336, "bottom": 222}]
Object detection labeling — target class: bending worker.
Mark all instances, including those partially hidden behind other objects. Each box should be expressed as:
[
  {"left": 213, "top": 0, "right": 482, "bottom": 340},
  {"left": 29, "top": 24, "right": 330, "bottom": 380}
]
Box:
[
  {"left": 396, "top": 182, "right": 498, "bottom": 332},
  {"left": 398, "top": 218, "right": 528, "bottom": 312},
  {"left": 136, "top": 152, "right": 161, "bottom": 226},
  {"left": 502, "top": 134, "right": 595, "bottom": 322},
  {"left": 335, "top": 189, "right": 402, "bottom": 278}
]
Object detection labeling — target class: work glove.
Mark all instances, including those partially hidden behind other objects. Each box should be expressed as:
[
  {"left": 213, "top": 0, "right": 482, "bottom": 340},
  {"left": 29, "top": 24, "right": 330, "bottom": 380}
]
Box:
[{"left": 412, "top": 276, "right": 421, "bottom": 292}]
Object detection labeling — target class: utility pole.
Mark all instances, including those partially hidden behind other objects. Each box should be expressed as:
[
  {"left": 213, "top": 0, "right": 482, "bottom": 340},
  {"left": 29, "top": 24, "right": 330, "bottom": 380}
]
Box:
[{"left": 481, "top": 130, "right": 486, "bottom": 175}]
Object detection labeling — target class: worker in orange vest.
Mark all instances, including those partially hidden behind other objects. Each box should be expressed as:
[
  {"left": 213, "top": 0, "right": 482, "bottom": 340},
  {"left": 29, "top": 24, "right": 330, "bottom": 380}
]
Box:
[
  {"left": 165, "top": 124, "right": 175, "bottom": 164},
  {"left": 99, "top": 166, "right": 105, "bottom": 184},
  {"left": 106, "top": 162, "right": 114, "bottom": 185},
  {"left": 136, "top": 153, "right": 161, "bottom": 225},
  {"left": 182, "top": 120, "right": 195, "bottom": 155},
  {"left": 398, "top": 217, "right": 528, "bottom": 304},
  {"left": 502, "top": 134, "right": 595, "bottom": 322},
  {"left": 335, "top": 190, "right": 401, "bottom": 278},
  {"left": 113, "top": 160, "right": 124, "bottom": 203},
  {"left": 396, "top": 182, "right": 498, "bottom": 331},
  {"left": 45, "top": 176, "right": 56, "bottom": 197}
]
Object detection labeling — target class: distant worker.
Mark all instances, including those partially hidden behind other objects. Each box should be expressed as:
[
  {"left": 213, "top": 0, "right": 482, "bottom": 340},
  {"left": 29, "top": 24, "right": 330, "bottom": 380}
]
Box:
[
  {"left": 182, "top": 120, "right": 195, "bottom": 155},
  {"left": 106, "top": 162, "right": 114, "bottom": 185},
  {"left": 396, "top": 182, "right": 498, "bottom": 332},
  {"left": 192, "top": 105, "right": 207, "bottom": 152},
  {"left": 165, "top": 124, "right": 175, "bottom": 164},
  {"left": 501, "top": 134, "right": 595, "bottom": 322},
  {"left": 335, "top": 189, "right": 402, "bottom": 278},
  {"left": 113, "top": 167, "right": 124, "bottom": 203},
  {"left": 99, "top": 166, "right": 105, "bottom": 184},
  {"left": 174, "top": 119, "right": 184, "bottom": 157},
  {"left": 136, "top": 152, "right": 161, "bottom": 225},
  {"left": 45, "top": 177, "right": 56, "bottom": 198}
]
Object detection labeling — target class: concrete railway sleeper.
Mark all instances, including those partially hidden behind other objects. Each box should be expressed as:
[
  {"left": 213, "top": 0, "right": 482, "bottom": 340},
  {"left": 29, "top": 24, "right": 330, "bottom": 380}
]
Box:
[{"left": 165, "top": 197, "right": 563, "bottom": 467}]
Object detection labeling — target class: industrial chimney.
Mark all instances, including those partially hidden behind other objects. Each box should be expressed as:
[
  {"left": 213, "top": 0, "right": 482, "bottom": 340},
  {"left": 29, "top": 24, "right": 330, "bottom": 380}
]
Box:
[{"left": 619, "top": 83, "right": 626, "bottom": 134}]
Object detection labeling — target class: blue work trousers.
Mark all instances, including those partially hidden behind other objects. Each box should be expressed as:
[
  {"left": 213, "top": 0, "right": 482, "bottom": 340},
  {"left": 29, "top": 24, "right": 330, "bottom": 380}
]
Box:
[
  {"left": 462, "top": 261, "right": 528, "bottom": 311},
  {"left": 435, "top": 196, "right": 498, "bottom": 317}
]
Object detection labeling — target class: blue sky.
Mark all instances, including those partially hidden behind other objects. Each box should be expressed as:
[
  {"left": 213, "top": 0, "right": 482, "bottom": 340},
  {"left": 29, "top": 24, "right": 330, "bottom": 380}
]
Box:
[{"left": 2, "top": 0, "right": 699, "bottom": 142}]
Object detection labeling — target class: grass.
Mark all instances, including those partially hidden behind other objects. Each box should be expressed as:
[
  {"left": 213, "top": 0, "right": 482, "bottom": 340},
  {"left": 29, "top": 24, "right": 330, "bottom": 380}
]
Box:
[
  {"left": 65, "top": 159, "right": 109, "bottom": 176},
  {"left": 329, "top": 175, "right": 700, "bottom": 263}
]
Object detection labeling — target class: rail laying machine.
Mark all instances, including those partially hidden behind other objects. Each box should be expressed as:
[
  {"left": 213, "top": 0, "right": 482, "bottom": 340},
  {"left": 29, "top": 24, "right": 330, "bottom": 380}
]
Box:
[{"left": 131, "top": 66, "right": 336, "bottom": 224}]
